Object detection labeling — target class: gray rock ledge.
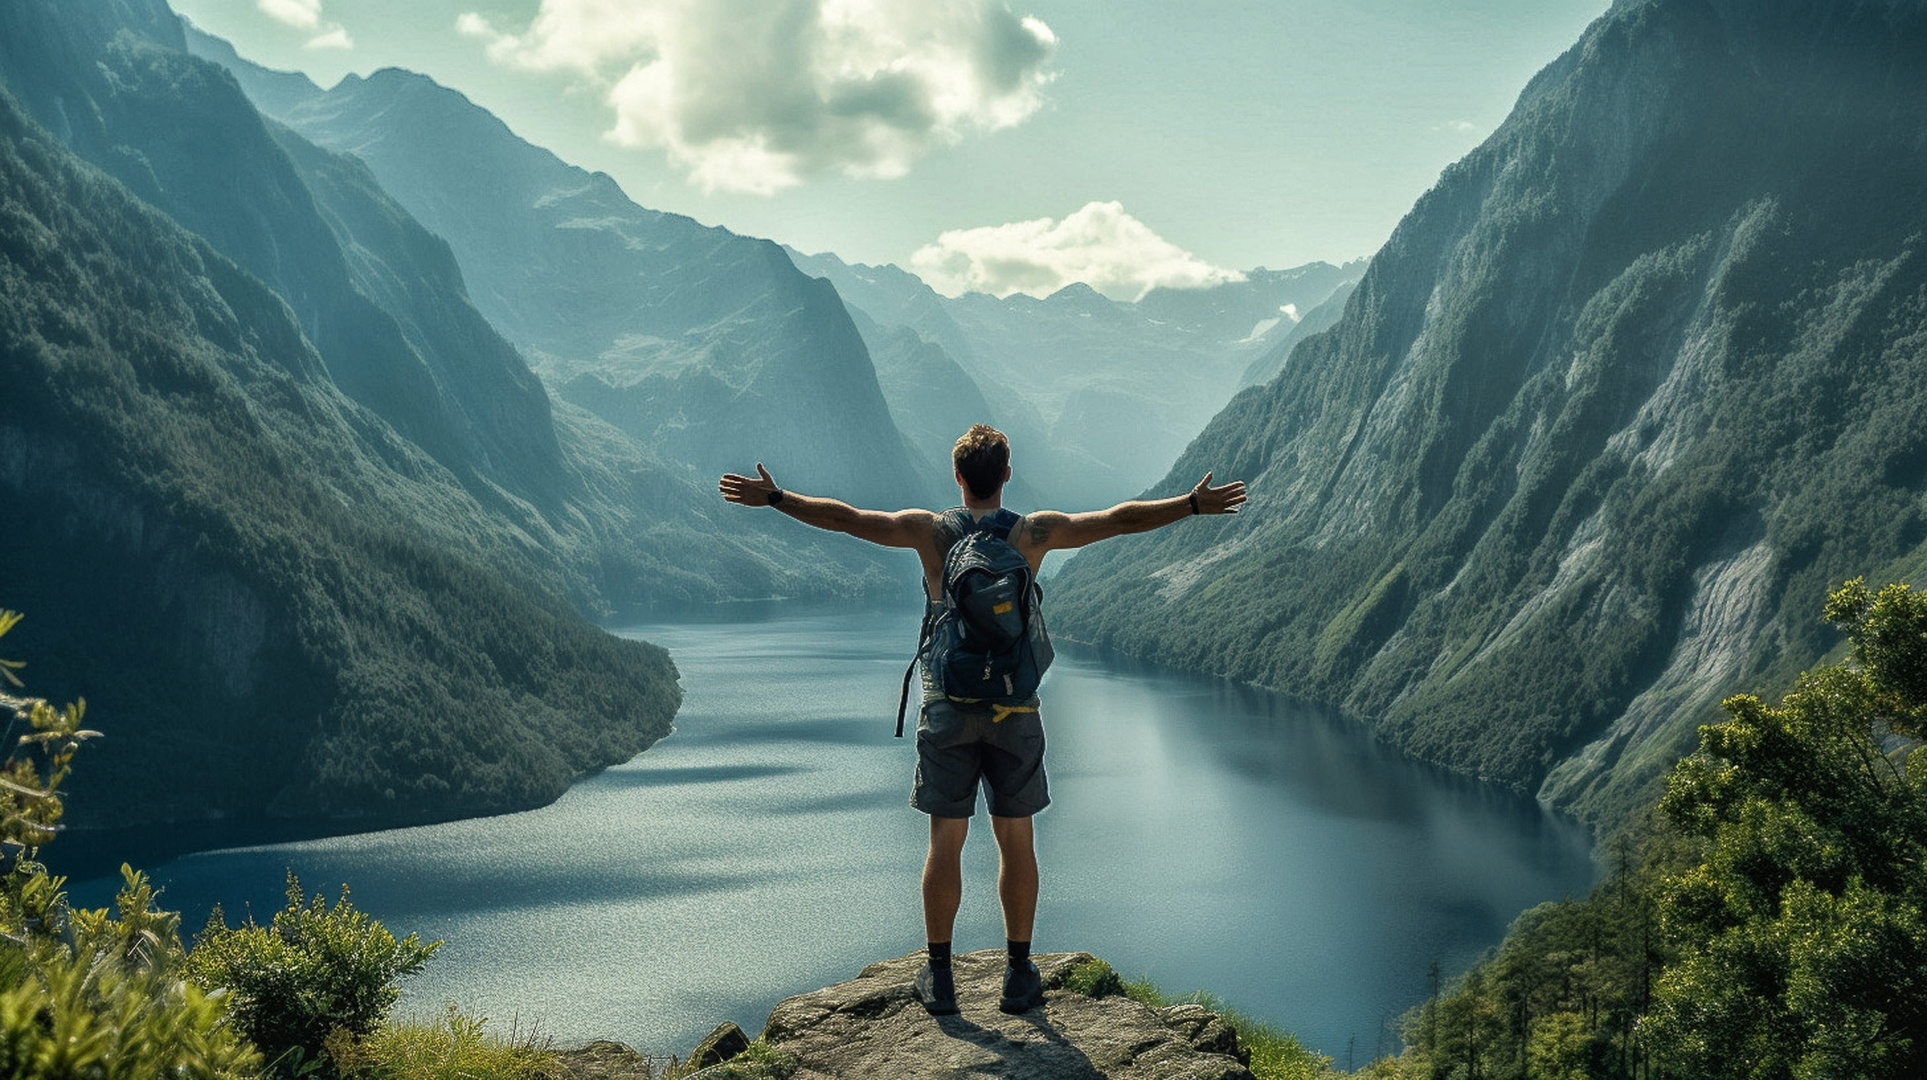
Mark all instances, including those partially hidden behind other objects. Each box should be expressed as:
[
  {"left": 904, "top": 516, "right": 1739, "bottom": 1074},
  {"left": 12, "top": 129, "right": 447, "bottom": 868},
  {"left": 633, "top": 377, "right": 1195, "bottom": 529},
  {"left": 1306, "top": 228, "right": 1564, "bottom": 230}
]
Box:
[{"left": 723, "top": 950, "right": 1256, "bottom": 1080}]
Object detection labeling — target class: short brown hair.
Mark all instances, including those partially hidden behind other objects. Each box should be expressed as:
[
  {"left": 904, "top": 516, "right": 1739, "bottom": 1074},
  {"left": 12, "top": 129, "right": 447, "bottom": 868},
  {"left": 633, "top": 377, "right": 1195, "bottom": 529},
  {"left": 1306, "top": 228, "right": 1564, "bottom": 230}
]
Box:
[{"left": 952, "top": 424, "right": 1009, "bottom": 500}]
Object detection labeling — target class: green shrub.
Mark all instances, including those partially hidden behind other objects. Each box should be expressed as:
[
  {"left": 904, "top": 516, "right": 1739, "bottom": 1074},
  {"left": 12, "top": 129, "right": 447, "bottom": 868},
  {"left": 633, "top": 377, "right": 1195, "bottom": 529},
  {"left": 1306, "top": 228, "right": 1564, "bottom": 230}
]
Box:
[
  {"left": 1059, "top": 957, "right": 1126, "bottom": 999},
  {"left": 0, "top": 865, "right": 262, "bottom": 1080},
  {"left": 668, "top": 1040, "right": 795, "bottom": 1080},
  {"left": 0, "top": 611, "right": 257, "bottom": 1079},
  {"left": 0, "top": 930, "right": 258, "bottom": 1080},
  {"left": 187, "top": 872, "right": 441, "bottom": 1077}
]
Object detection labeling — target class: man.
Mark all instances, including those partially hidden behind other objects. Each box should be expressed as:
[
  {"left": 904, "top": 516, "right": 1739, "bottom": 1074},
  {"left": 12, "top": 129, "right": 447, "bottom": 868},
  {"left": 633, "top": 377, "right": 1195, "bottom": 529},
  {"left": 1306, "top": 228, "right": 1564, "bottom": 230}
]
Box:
[{"left": 719, "top": 425, "right": 1246, "bottom": 1016}]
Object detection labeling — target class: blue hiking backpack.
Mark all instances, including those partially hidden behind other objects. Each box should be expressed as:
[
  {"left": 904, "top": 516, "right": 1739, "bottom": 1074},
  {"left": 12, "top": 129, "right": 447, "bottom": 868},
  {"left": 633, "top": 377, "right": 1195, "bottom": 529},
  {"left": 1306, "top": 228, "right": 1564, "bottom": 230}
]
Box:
[{"left": 895, "top": 508, "right": 1054, "bottom": 736}]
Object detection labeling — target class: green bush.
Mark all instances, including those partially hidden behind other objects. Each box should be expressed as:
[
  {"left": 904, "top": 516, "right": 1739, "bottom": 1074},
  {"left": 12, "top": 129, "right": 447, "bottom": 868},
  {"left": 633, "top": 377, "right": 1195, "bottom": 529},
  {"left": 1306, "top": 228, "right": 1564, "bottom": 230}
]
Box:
[
  {"left": 1382, "top": 580, "right": 1927, "bottom": 1080},
  {"left": 1059, "top": 957, "right": 1127, "bottom": 999},
  {"left": 667, "top": 1040, "right": 796, "bottom": 1080},
  {"left": 1644, "top": 579, "right": 1927, "bottom": 1079},
  {"left": 187, "top": 873, "right": 441, "bottom": 1077},
  {"left": 0, "top": 610, "right": 257, "bottom": 1079},
  {"left": 0, "top": 867, "right": 260, "bottom": 1080}
]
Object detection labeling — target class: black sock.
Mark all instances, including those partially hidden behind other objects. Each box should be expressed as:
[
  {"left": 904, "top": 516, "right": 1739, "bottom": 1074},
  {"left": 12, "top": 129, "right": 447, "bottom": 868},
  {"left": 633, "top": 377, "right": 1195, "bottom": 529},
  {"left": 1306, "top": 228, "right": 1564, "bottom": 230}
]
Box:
[
  {"left": 928, "top": 941, "right": 952, "bottom": 969},
  {"left": 1007, "top": 939, "right": 1030, "bottom": 966}
]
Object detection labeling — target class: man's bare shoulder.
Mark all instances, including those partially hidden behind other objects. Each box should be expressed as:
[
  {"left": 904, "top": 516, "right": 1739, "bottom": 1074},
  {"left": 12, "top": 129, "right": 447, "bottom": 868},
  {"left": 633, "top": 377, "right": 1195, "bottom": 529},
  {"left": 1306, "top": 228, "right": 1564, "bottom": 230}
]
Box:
[
  {"left": 1013, "top": 510, "right": 1072, "bottom": 555},
  {"left": 872, "top": 507, "right": 935, "bottom": 553}
]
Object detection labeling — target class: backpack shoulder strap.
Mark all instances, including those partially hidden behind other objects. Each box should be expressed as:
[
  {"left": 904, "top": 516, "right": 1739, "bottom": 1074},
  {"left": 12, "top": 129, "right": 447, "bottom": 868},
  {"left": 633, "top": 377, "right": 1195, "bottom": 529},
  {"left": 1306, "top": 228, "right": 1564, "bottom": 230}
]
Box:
[
  {"left": 901, "top": 509, "right": 972, "bottom": 738},
  {"left": 934, "top": 507, "right": 976, "bottom": 559},
  {"left": 983, "top": 507, "right": 1022, "bottom": 541}
]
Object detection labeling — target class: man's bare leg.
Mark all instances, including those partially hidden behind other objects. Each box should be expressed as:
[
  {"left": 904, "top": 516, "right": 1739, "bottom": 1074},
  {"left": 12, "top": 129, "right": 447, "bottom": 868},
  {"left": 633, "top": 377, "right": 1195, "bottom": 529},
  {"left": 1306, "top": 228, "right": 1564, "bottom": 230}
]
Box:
[
  {"left": 923, "top": 816, "right": 969, "bottom": 944},
  {"left": 990, "top": 814, "right": 1037, "bottom": 942},
  {"left": 916, "top": 816, "right": 969, "bottom": 1015},
  {"left": 990, "top": 814, "right": 1045, "bottom": 1013}
]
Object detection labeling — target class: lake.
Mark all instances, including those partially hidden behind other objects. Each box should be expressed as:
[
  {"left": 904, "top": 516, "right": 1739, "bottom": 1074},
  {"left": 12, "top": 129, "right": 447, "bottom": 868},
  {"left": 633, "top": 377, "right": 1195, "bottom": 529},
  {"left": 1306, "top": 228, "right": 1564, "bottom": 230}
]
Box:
[{"left": 72, "top": 606, "right": 1594, "bottom": 1065}]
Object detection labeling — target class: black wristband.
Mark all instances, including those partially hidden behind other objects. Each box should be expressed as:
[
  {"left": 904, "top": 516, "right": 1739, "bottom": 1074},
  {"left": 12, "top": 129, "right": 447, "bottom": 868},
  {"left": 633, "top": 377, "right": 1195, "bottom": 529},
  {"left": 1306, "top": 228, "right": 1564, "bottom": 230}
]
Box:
[
  {"left": 1188, "top": 492, "right": 1200, "bottom": 515},
  {"left": 768, "top": 488, "right": 785, "bottom": 505}
]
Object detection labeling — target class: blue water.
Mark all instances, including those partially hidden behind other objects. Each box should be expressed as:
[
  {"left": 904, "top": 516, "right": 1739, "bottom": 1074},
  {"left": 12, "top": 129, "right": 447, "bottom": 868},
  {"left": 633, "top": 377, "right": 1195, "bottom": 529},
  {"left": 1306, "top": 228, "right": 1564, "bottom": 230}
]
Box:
[{"left": 72, "top": 607, "right": 1593, "bottom": 1063}]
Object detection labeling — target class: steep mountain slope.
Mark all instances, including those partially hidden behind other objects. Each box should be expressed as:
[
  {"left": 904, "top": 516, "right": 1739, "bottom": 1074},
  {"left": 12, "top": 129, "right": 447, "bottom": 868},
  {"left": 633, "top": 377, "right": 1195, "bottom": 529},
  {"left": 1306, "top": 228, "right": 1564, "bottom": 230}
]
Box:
[
  {"left": 191, "top": 38, "right": 935, "bottom": 511},
  {"left": 3, "top": 0, "right": 899, "bottom": 609},
  {"left": 790, "top": 249, "right": 1361, "bottom": 508},
  {"left": 0, "top": 0, "right": 563, "bottom": 510},
  {"left": 251, "top": 119, "right": 892, "bottom": 605},
  {"left": 1051, "top": 0, "right": 1927, "bottom": 830},
  {"left": 0, "top": 0, "right": 909, "bottom": 833},
  {"left": 0, "top": 84, "right": 678, "bottom": 827}
]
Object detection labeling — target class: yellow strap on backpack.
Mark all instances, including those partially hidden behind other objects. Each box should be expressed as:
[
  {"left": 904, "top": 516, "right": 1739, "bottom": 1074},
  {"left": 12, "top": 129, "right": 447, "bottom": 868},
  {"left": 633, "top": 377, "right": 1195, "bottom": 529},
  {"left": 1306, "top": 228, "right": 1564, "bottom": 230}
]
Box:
[
  {"left": 988, "top": 703, "right": 1037, "bottom": 724},
  {"left": 942, "top": 695, "right": 1037, "bottom": 725}
]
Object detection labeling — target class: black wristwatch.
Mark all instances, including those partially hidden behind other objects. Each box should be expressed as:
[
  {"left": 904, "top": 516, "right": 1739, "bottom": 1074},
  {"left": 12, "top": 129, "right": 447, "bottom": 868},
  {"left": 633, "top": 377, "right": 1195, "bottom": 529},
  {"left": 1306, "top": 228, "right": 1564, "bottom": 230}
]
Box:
[{"left": 768, "top": 488, "right": 785, "bottom": 505}]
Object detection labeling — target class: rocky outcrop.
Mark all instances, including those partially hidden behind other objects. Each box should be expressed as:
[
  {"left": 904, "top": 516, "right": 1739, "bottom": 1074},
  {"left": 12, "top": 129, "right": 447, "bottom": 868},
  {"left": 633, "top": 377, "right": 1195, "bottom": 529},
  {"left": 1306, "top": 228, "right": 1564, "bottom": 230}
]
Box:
[{"left": 689, "top": 951, "right": 1255, "bottom": 1080}]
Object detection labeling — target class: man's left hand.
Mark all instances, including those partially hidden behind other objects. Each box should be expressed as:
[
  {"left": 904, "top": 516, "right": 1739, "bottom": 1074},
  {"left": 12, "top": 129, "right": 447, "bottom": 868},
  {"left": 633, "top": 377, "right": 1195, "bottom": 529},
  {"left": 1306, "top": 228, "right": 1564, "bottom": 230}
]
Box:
[{"left": 1190, "top": 472, "right": 1247, "bottom": 515}]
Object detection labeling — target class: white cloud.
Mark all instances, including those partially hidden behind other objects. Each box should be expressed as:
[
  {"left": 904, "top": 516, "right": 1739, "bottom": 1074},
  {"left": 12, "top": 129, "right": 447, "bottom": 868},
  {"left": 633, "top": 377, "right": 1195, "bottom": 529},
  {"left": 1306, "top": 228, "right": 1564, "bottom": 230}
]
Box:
[
  {"left": 258, "top": 0, "right": 322, "bottom": 30},
  {"left": 304, "top": 26, "right": 354, "bottom": 49},
  {"left": 458, "top": 0, "right": 1056, "bottom": 194},
  {"left": 259, "top": 0, "right": 352, "bottom": 50},
  {"left": 909, "top": 201, "right": 1246, "bottom": 302}
]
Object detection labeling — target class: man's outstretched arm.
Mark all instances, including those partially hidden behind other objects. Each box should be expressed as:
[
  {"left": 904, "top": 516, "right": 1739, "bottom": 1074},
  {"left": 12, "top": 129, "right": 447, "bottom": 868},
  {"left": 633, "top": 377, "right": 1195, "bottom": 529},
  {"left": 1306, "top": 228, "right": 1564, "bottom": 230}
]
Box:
[
  {"left": 1018, "top": 472, "right": 1247, "bottom": 556},
  {"left": 719, "top": 463, "right": 935, "bottom": 550}
]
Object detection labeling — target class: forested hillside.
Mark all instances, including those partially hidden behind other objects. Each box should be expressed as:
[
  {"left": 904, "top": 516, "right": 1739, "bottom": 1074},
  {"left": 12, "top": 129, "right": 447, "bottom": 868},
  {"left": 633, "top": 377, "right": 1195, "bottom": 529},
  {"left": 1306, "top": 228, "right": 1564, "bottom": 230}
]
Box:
[
  {"left": 0, "top": 84, "right": 678, "bottom": 826},
  {"left": 1052, "top": 0, "right": 1927, "bottom": 831}
]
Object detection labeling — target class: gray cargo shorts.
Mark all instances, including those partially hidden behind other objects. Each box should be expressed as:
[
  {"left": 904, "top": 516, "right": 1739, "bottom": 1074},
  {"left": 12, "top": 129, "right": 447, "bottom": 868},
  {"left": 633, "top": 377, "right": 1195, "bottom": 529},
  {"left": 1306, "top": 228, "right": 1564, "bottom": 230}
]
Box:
[{"left": 911, "top": 696, "right": 1051, "bottom": 819}]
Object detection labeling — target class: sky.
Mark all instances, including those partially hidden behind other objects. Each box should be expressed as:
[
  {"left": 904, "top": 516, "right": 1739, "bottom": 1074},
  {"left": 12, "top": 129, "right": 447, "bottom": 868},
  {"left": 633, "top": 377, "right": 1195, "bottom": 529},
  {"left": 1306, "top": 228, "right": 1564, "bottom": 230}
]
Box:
[{"left": 172, "top": 0, "right": 1609, "bottom": 300}]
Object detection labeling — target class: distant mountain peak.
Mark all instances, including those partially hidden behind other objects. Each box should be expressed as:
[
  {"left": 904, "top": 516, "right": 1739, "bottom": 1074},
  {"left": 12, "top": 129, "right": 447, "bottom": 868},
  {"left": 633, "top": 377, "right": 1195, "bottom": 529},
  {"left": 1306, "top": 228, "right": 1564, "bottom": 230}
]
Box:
[{"left": 1043, "top": 281, "right": 1115, "bottom": 309}]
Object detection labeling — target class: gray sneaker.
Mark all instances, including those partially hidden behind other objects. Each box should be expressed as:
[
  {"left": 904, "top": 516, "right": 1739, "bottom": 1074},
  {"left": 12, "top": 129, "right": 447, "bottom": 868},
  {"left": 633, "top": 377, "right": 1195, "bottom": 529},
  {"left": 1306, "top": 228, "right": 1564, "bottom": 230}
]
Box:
[
  {"left": 914, "top": 962, "right": 959, "bottom": 1016},
  {"left": 999, "top": 959, "right": 1045, "bottom": 1014}
]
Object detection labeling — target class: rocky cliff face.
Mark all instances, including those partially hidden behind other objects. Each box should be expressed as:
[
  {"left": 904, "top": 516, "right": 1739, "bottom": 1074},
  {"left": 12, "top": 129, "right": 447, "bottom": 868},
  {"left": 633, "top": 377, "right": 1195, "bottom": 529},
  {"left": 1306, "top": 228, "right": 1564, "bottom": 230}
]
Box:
[{"left": 1051, "top": 0, "right": 1927, "bottom": 830}]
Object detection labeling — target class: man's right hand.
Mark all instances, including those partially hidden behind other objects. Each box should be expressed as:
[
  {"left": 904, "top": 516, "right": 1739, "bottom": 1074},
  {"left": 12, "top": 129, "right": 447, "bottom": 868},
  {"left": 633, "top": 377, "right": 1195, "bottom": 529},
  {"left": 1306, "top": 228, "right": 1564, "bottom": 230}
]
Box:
[{"left": 719, "top": 463, "right": 781, "bottom": 506}]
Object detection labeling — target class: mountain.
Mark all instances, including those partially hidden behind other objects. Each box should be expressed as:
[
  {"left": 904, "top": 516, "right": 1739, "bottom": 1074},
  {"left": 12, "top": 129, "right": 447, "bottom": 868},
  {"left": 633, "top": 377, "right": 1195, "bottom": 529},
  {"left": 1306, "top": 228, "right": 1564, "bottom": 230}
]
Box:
[
  {"left": 840, "top": 303, "right": 1050, "bottom": 510},
  {"left": 12, "top": 0, "right": 903, "bottom": 609},
  {"left": 1236, "top": 279, "right": 1359, "bottom": 389},
  {"left": 0, "top": 79, "right": 678, "bottom": 827},
  {"left": 1050, "top": 0, "right": 1927, "bottom": 831},
  {"left": 1135, "top": 263, "right": 1365, "bottom": 348},
  {"left": 0, "top": 0, "right": 904, "bottom": 833},
  {"left": 789, "top": 249, "right": 1362, "bottom": 509},
  {"left": 188, "top": 36, "right": 937, "bottom": 512},
  {"left": 0, "top": 0, "right": 565, "bottom": 513}
]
